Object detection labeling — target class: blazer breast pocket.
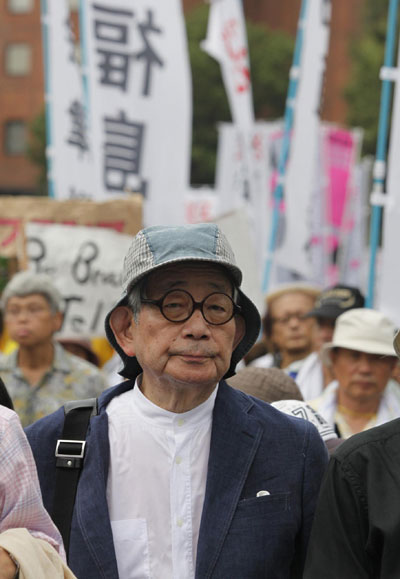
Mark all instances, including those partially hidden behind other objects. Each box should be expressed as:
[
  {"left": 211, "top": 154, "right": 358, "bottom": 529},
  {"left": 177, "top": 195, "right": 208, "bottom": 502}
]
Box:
[{"left": 228, "top": 492, "right": 292, "bottom": 533}]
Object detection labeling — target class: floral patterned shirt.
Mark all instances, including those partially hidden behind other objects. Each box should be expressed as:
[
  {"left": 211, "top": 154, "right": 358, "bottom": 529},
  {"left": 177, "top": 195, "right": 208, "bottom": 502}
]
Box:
[{"left": 0, "top": 342, "right": 108, "bottom": 427}]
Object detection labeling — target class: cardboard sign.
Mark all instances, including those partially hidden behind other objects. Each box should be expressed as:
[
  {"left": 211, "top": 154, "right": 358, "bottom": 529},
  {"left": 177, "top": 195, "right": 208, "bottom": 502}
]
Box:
[
  {"left": 25, "top": 222, "right": 134, "bottom": 337},
  {"left": 0, "top": 195, "right": 142, "bottom": 260}
]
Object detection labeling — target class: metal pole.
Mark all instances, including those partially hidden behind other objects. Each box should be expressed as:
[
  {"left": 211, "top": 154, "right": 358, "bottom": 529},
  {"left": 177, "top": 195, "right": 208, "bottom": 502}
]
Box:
[{"left": 40, "top": 0, "right": 55, "bottom": 198}]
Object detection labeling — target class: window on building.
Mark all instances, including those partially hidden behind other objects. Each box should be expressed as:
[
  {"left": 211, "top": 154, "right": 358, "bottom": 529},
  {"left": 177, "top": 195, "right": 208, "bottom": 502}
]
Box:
[
  {"left": 5, "top": 44, "right": 32, "bottom": 76},
  {"left": 7, "top": 0, "right": 34, "bottom": 13},
  {"left": 4, "top": 121, "right": 27, "bottom": 155}
]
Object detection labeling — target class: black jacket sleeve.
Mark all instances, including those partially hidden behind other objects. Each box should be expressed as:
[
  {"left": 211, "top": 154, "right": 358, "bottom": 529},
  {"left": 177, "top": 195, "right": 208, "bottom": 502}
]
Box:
[{"left": 303, "top": 454, "right": 374, "bottom": 578}]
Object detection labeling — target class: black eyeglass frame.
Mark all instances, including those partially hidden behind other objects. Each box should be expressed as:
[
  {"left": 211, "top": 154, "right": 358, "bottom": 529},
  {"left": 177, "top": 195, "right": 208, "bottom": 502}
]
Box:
[{"left": 141, "top": 289, "right": 242, "bottom": 326}]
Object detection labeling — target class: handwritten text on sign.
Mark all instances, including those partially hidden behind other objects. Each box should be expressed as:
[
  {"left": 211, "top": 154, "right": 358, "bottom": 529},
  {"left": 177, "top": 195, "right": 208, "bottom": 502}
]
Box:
[{"left": 25, "top": 223, "right": 133, "bottom": 337}]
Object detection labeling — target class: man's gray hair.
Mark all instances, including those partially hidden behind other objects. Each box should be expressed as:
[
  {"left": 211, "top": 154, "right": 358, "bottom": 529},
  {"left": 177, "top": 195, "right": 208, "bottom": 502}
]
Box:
[
  {"left": 127, "top": 280, "right": 144, "bottom": 323},
  {"left": 1, "top": 271, "right": 64, "bottom": 313}
]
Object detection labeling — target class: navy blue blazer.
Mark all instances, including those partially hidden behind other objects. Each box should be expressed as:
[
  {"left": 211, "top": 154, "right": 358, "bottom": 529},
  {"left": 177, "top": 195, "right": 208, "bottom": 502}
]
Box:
[{"left": 26, "top": 380, "right": 328, "bottom": 578}]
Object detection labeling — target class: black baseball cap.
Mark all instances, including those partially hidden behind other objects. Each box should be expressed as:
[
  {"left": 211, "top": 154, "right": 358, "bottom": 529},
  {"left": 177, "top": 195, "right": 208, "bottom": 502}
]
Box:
[{"left": 304, "top": 284, "right": 365, "bottom": 320}]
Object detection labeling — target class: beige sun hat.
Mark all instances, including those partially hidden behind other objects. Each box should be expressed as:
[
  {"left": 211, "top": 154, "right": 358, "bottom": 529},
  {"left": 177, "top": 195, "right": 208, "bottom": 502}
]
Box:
[
  {"left": 265, "top": 282, "right": 321, "bottom": 308},
  {"left": 321, "top": 308, "right": 397, "bottom": 366},
  {"left": 226, "top": 367, "right": 303, "bottom": 403}
]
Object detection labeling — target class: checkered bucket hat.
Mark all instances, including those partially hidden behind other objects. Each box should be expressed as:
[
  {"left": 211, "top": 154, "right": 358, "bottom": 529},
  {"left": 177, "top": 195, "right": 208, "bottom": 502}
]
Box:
[{"left": 105, "top": 223, "right": 261, "bottom": 380}]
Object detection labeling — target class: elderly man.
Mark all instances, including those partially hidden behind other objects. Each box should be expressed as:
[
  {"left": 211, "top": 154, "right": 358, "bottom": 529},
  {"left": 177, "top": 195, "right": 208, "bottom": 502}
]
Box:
[
  {"left": 309, "top": 308, "right": 399, "bottom": 439},
  {"left": 296, "top": 284, "right": 365, "bottom": 399},
  {"left": 25, "top": 224, "right": 327, "bottom": 579},
  {"left": 252, "top": 284, "right": 320, "bottom": 398},
  {"left": 303, "top": 329, "right": 400, "bottom": 578},
  {"left": 0, "top": 271, "right": 108, "bottom": 426},
  {"left": 254, "top": 284, "right": 320, "bottom": 371}
]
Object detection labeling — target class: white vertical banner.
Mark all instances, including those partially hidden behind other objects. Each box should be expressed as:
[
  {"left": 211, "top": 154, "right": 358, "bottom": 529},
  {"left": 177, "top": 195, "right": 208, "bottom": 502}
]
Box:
[
  {"left": 377, "top": 39, "right": 400, "bottom": 327},
  {"left": 43, "top": 0, "right": 94, "bottom": 199},
  {"left": 82, "top": 0, "right": 192, "bottom": 225},
  {"left": 201, "top": 0, "right": 254, "bottom": 126},
  {"left": 214, "top": 211, "right": 264, "bottom": 315},
  {"left": 215, "top": 121, "right": 281, "bottom": 273},
  {"left": 336, "top": 131, "right": 366, "bottom": 288},
  {"left": 274, "top": 0, "right": 331, "bottom": 277}
]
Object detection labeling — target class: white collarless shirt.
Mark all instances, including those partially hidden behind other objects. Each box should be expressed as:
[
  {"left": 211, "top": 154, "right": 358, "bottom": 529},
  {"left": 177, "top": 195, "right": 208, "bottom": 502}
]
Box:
[{"left": 106, "top": 378, "right": 218, "bottom": 579}]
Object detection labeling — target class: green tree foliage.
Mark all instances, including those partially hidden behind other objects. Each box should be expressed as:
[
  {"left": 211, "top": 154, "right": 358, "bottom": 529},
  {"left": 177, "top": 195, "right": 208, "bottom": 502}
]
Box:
[
  {"left": 186, "top": 5, "right": 293, "bottom": 184},
  {"left": 345, "top": 0, "right": 393, "bottom": 156},
  {"left": 26, "top": 108, "right": 48, "bottom": 195}
]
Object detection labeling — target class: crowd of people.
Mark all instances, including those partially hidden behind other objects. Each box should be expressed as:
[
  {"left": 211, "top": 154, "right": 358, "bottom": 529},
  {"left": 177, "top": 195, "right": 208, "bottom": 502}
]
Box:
[{"left": 0, "top": 222, "right": 399, "bottom": 577}]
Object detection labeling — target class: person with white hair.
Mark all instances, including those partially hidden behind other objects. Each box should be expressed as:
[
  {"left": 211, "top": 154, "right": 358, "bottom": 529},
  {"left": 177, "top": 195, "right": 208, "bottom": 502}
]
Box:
[
  {"left": 309, "top": 308, "right": 399, "bottom": 439},
  {"left": 0, "top": 271, "right": 108, "bottom": 427}
]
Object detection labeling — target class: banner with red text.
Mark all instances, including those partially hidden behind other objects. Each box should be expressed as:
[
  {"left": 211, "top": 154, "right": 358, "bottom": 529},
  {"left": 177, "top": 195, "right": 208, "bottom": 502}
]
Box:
[{"left": 201, "top": 0, "right": 254, "bottom": 126}]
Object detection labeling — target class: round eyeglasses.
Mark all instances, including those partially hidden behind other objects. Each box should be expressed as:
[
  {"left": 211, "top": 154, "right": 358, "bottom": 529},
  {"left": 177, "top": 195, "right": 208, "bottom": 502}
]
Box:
[{"left": 141, "top": 289, "right": 242, "bottom": 325}]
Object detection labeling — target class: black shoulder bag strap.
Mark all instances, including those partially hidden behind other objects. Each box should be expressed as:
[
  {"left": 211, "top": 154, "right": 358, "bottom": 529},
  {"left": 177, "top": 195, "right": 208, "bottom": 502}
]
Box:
[{"left": 52, "top": 397, "right": 98, "bottom": 557}]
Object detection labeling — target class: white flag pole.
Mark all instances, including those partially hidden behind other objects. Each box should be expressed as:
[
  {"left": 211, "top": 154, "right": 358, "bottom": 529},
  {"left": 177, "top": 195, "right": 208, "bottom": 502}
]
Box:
[{"left": 261, "top": 0, "right": 308, "bottom": 292}]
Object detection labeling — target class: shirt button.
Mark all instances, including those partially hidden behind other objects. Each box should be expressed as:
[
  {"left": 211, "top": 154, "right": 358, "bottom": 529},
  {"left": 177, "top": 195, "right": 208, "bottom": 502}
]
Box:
[
  {"left": 177, "top": 418, "right": 185, "bottom": 427},
  {"left": 175, "top": 456, "right": 182, "bottom": 465},
  {"left": 177, "top": 518, "right": 184, "bottom": 527}
]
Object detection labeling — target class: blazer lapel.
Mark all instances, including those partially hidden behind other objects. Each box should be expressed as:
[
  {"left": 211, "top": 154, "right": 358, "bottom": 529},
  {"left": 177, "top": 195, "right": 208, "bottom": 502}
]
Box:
[
  {"left": 74, "top": 411, "right": 120, "bottom": 578},
  {"left": 196, "top": 382, "right": 263, "bottom": 579}
]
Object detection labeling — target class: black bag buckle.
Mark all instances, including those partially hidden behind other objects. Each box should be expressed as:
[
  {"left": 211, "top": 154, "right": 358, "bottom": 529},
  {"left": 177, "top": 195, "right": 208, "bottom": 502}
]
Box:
[{"left": 55, "top": 439, "right": 86, "bottom": 468}]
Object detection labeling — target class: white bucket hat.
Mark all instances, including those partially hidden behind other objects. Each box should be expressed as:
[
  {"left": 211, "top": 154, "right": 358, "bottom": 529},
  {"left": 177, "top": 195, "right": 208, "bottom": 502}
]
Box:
[{"left": 321, "top": 308, "right": 397, "bottom": 366}]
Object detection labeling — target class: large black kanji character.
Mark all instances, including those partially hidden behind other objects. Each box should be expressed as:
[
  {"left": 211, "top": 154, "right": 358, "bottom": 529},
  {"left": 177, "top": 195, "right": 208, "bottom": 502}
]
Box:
[
  {"left": 93, "top": 4, "right": 134, "bottom": 91},
  {"left": 66, "top": 100, "right": 89, "bottom": 155},
  {"left": 134, "top": 9, "right": 164, "bottom": 96},
  {"left": 103, "top": 110, "right": 147, "bottom": 195}
]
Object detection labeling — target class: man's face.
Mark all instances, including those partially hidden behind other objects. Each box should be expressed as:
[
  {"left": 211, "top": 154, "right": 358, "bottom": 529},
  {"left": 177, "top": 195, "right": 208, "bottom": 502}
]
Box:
[
  {"left": 269, "top": 292, "right": 316, "bottom": 357},
  {"left": 4, "top": 294, "right": 62, "bottom": 347},
  {"left": 117, "top": 263, "right": 244, "bottom": 391},
  {"left": 331, "top": 347, "right": 396, "bottom": 404}
]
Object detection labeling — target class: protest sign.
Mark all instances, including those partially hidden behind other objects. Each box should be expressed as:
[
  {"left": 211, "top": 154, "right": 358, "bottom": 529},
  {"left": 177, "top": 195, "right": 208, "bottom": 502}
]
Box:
[
  {"left": 377, "top": 35, "right": 400, "bottom": 326},
  {"left": 185, "top": 187, "right": 218, "bottom": 224},
  {"left": 79, "top": 0, "right": 192, "bottom": 226},
  {"left": 274, "top": 0, "right": 332, "bottom": 278},
  {"left": 25, "top": 223, "right": 133, "bottom": 337},
  {"left": 215, "top": 121, "right": 281, "bottom": 274},
  {"left": 213, "top": 210, "right": 264, "bottom": 316},
  {"left": 202, "top": 0, "right": 254, "bottom": 126},
  {"left": 41, "top": 0, "right": 94, "bottom": 199},
  {"left": 0, "top": 195, "right": 142, "bottom": 260}
]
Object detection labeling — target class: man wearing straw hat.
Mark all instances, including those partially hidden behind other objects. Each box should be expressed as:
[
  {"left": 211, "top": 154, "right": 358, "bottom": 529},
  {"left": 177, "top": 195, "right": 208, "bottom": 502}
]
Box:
[
  {"left": 304, "top": 329, "right": 400, "bottom": 578},
  {"left": 26, "top": 224, "right": 327, "bottom": 579},
  {"left": 309, "top": 308, "right": 400, "bottom": 439}
]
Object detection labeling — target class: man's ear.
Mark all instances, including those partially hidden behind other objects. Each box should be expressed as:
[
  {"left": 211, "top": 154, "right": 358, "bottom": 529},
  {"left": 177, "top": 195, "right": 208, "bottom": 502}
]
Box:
[
  {"left": 53, "top": 311, "right": 64, "bottom": 333},
  {"left": 233, "top": 316, "right": 246, "bottom": 350},
  {"left": 109, "top": 306, "right": 137, "bottom": 357}
]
